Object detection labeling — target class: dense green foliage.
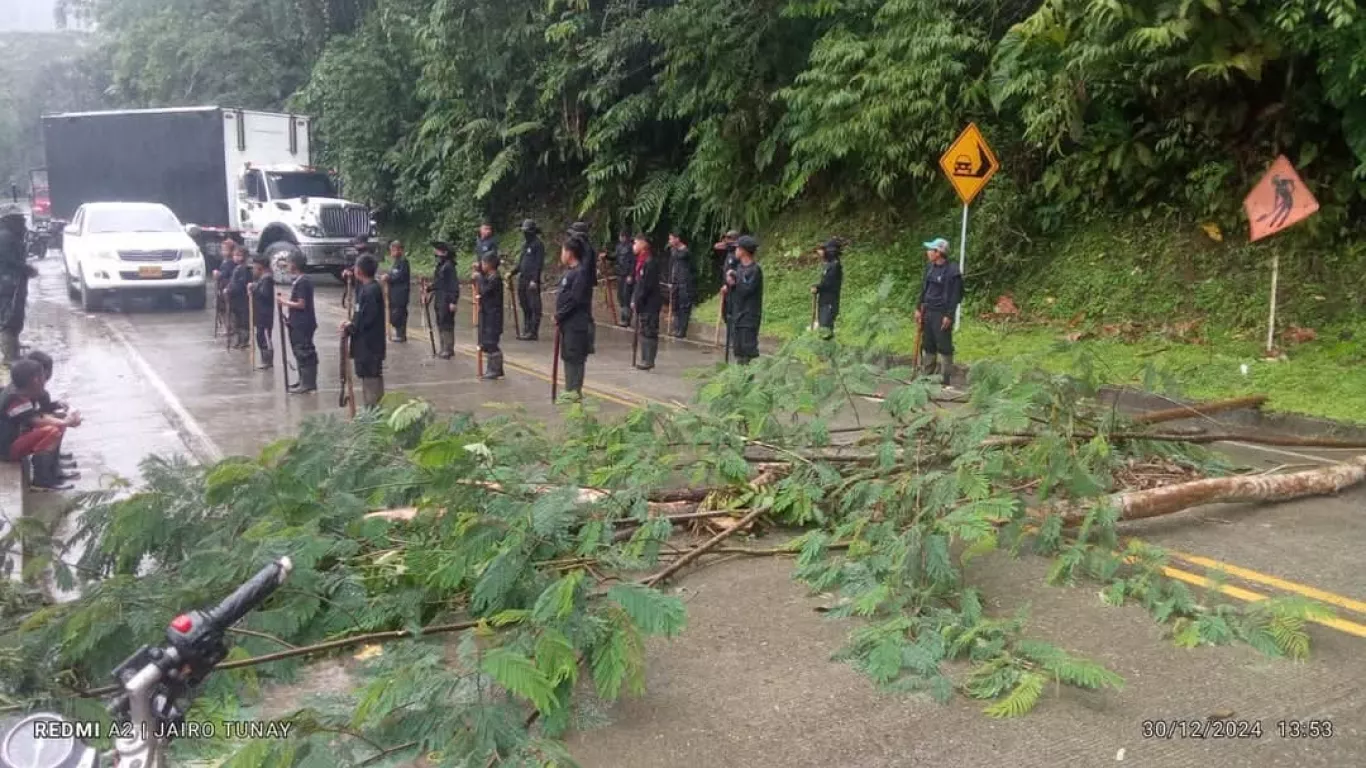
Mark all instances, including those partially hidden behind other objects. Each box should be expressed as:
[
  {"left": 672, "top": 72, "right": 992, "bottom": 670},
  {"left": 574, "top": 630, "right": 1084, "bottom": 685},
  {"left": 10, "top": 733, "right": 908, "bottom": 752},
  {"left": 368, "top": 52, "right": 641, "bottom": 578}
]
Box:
[
  {"left": 39, "top": 0, "right": 1365, "bottom": 268},
  {"left": 1, "top": 285, "right": 1337, "bottom": 764}
]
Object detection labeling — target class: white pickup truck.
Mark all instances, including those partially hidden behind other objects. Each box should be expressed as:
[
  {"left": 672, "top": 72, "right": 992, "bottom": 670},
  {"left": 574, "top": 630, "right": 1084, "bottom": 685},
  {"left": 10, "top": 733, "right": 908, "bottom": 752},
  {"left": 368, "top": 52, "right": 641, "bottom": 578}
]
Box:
[{"left": 43, "top": 107, "right": 374, "bottom": 284}]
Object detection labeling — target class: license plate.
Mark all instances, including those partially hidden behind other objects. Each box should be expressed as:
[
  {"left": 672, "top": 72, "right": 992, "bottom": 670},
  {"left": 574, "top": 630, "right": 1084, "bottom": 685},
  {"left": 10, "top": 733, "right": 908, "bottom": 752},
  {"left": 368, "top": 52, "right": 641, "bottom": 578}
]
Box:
[{"left": 138, "top": 265, "right": 163, "bottom": 278}]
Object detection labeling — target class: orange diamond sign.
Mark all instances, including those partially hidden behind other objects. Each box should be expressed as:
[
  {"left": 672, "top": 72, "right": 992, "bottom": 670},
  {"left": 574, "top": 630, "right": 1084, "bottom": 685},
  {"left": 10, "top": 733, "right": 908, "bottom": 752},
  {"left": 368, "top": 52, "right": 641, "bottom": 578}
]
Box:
[
  {"left": 939, "top": 123, "right": 999, "bottom": 205},
  {"left": 1244, "top": 155, "right": 1319, "bottom": 242}
]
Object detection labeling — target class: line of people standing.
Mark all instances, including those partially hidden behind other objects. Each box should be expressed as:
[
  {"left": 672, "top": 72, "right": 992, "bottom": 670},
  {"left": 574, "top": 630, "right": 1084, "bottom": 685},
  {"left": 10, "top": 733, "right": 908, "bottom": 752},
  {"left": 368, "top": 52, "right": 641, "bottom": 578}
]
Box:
[{"left": 222, "top": 219, "right": 963, "bottom": 411}]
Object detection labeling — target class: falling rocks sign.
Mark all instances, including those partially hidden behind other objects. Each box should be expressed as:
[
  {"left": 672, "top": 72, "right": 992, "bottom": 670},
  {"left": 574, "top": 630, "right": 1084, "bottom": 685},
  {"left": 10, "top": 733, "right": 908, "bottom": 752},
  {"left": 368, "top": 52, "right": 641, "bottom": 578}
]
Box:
[{"left": 1244, "top": 155, "right": 1319, "bottom": 242}]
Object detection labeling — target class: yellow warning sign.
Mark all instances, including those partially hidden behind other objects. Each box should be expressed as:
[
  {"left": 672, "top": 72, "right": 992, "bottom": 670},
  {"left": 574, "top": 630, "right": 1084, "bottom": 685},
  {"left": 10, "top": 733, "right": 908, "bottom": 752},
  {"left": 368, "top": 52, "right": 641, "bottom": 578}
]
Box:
[{"left": 939, "top": 123, "right": 999, "bottom": 206}]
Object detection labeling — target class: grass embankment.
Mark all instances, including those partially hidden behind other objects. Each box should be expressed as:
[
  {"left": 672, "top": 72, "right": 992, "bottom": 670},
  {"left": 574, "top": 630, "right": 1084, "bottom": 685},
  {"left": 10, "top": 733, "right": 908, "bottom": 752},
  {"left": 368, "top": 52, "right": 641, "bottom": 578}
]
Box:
[{"left": 693, "top": 206, "right": 1366, "bottom": 425}]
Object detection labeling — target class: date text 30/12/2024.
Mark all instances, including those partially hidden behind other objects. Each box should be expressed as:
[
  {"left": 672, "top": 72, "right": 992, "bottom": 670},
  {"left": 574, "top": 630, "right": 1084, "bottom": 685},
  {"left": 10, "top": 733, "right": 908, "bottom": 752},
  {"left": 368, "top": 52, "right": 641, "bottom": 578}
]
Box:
[
  {"left": 30, "top": 719, "right": 296, "bottom": 741},
  {"left": 1141, "top": 720, "right": 1335, "bottom": 739}
]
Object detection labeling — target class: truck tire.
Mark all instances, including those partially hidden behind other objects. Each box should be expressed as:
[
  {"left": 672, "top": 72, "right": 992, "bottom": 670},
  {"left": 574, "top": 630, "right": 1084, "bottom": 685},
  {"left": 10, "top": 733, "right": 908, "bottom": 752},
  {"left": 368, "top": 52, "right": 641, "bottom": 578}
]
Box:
[{"left": 265, "top": 241, "right": 302, "bottom": 285}]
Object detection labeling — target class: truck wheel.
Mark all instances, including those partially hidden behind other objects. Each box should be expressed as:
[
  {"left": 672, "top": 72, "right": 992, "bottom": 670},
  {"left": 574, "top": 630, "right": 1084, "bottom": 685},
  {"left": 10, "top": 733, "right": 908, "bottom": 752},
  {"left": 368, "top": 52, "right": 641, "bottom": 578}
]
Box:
[
  {"left": 264, "top": 241, "right": 302, "bottom": 285},
  {"left": 79, "top": 272, "right": 103, "bottom": 313}
]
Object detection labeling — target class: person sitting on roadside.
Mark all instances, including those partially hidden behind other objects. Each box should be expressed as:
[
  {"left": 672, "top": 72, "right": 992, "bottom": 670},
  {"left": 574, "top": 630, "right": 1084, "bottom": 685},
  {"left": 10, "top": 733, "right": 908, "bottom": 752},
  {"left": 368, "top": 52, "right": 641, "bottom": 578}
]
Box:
[
  {"left": 0, "top": 359, "right": 81, "bottom": 491},
  {"left": 24, "top": 350, "right": 79, "bottom": 467}
]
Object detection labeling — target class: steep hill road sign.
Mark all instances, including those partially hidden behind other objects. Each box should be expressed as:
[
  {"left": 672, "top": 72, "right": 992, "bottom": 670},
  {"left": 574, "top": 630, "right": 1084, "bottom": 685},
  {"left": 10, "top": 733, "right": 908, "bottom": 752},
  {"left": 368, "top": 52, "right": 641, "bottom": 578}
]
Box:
[
  {"left": 1244, "top": 155, "right": 1318, "bottom": 242},
  {"left": 939, "top": 123, "right": 999, "bottom": 205}
]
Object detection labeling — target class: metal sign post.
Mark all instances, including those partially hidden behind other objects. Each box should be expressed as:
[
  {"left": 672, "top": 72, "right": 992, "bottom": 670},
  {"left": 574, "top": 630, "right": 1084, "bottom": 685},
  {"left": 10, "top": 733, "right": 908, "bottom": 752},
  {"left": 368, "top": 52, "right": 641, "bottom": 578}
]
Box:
[{"left": 938, "top": 123, "right": 999, "bottom": 330}]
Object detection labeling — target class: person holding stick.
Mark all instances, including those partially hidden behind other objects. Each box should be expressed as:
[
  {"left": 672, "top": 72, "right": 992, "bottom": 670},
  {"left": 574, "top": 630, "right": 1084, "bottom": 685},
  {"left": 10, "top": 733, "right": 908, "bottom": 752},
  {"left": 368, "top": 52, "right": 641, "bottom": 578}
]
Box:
[
  {"left": 727, "top": 235, "right": 764, "bottom": 365},
  {"left": 380, "top": 240, "right": 410, "bottom": 343},
  {"left": 475, "top": 251, "right": 505, "bottom": 380},
  {"left": 554, "top": 239, "right": 592, "bottom": 403},
  {"left": 915, "top": 237, "right": 963, "bottom": 387},
  {"left": 811, "top": 238, "right": 843, "bottom": 339},
  {"left": 511, "top": 219, "right": 544, "bottom": 340},
  {"left": 713, "top": 229, "right": 740, "bottom": 346},
  {"left": 340, "top": 254, "right": 387, "bottom": 408},
  {"left": 630, "top": 234, "right": 663, "bottom": 371},
  {"left": 248, "top": 255, "right": 274, "bottom": 370},
  {"left": 211, "top": 237, "right": 236, "bottom": 337},
  {"left": 430, "top": 241, "right": 458, "bottom": 359},
  {"left": 226, "top": 245, "right": 252, "bottom": 350},
  {"left": 278, "top": 251, "right": 319, "bottom": 394}
]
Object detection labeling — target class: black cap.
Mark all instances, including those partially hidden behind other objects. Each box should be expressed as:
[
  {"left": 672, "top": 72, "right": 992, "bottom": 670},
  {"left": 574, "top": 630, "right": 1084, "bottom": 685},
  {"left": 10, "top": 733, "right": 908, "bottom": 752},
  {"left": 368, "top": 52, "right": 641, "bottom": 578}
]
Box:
[
  {"left": 822, "top": 238, "right": 841, "bottom": 257},
  {"left": 252, "top": 254, "right": 269, "bottom": 267},
  {"left": 569, "top": 220, "right": 589, "bottom": 234},
  {"left": 430, "top": 240, "right": 451, "bottom": 252},
  {"left": 736, "top": 235, "right": 759, "bottom": 253},
  {"left": 520, "top": 218, "right": 538, "bottom": 233}
]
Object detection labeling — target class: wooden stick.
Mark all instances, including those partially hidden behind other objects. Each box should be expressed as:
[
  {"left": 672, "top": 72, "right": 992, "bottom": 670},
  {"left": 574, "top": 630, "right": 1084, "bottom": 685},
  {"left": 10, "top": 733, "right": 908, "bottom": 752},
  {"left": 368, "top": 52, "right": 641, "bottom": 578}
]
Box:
[
  {"left": 382, "top": 279, "right": 392, "bottom": 341},
  {"left": 911, "top": 313, "right": 923, "bottom": 372},
  {"left": 713, "top": 290, "right": 725, "bottom": 347},
  {"left": 663, "top": 281, "right": 673, "bottom": 337},
  {"left": 248, "top": 285, "right": 256, "bottom": 367},
  {"left": 509, "top": 278, "right": 521, "bottom": 338},
  {"left": 551, "top": 327, "right": 561, "bottom": 402}
]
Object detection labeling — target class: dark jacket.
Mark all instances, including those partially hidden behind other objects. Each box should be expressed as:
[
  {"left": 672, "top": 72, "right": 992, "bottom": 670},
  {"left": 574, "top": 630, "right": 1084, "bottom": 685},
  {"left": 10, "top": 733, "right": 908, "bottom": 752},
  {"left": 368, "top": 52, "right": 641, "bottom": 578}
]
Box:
[
  {"left": 729, "top": 261, "right": 763, "bottom": 329},
  {"left": 251, "top": 274, "right": 275, "bottom": 329},
  {"left": 475, "top": 236, "right": 499, "bottom": 267},
  {"left": 669, "top": 246, "right": 695, "bottom": 301},
  {"left": 288, "top": 274, "right": 317, "bottom": 335},
  {"left": 816, "top": 258, "right": 842, "bottom": 309},
  {"left": 555, "top": 263, "right": 593, "bottom": 359},
  {"left": 0, "top": 386, "right": 39, "bottom": 456},
  {"left": 348, "top": 281, "right": 387, "bottom": 365},
  {"left": 228, "top": 260, "right": 251, "bottom": 308},
  {"left": 433, "top": 257, "right": 459, "bottom": 301},
  {"left": 476, "top": 271, "right": 504, "bottom": 346},
  {"left": 919, "top": 260, "right": 963, "bottom": 313},
  {"left": 387, "top": 258, "right": 411, "bottom": 306},
  {"left": 513, "top": 236, "right": 544, "bottom": 286},
  {"left": 613, "top": 241, "right": 634, "bottom": 280},
  {"left": 632, "top": 252, "right": 663, "bottom": 315},
  {"left": 215, "top": 256, "right": 235, "bottom": 289},
  {"left": 572, "top": 234, "right": 598, "bottom": 286},
  {"left": 0, "top": 227, "right": 26, "bottom": 281}
]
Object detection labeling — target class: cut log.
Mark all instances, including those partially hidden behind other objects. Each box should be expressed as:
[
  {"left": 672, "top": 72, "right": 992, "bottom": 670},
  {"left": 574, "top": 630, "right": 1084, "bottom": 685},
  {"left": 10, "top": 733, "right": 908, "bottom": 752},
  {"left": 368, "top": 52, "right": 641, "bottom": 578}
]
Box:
[
  {"left": 1033, "top": 455, "right": 1366, "bottom": 525},
  {"left": 1130, "top": 395, "right": 1267, "bottom": 425}
]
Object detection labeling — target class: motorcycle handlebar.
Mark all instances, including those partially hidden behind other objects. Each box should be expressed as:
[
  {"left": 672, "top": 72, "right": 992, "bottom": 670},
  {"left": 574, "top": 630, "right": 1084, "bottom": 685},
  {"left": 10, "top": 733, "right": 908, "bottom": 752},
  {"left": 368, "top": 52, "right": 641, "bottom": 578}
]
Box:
[{"left": 203, "top": 557, "right": 292, "bottom": 631}]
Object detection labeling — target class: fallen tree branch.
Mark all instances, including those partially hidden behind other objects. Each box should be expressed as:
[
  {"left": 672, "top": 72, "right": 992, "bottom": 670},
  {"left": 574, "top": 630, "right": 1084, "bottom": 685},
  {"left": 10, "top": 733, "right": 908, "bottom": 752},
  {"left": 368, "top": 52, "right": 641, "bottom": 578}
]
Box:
[
  {"left": 1033, "top": 455, "right": 1366, "bottom": 525},
  {"left": 989, "top": 430, "right": 1366, "bottom": 450},
  {"left": 1130, "top": 395, "right": 1267, "bottom": 425},
  {"left": 641, "top": 505, "right": 772, "bottom": 588}
]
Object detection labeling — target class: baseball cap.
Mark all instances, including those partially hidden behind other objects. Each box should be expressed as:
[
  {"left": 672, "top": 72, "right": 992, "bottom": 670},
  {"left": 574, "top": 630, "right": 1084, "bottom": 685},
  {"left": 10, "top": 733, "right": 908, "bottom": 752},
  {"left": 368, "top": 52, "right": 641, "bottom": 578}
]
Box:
[
  {"left": 736, "top": 235, "right": 759, "bottom": 253},
  {"left": 923, "top": 237, "right": 950, "bottom": 254}
]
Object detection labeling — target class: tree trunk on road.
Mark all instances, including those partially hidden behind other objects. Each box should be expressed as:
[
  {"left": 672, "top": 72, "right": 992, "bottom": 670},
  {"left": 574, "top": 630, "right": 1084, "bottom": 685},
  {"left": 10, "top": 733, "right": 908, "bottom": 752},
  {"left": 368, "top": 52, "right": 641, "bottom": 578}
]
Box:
[{"left": 1034, "top": 456, "right": 1366, "bottom": 525}]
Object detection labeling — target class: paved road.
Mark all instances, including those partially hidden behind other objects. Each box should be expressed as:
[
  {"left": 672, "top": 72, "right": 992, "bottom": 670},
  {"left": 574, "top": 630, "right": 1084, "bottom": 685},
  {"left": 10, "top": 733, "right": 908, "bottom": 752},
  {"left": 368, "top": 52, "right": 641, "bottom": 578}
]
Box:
[{"left": 25, "top": 257, "right": 1365, "bottom": 766}]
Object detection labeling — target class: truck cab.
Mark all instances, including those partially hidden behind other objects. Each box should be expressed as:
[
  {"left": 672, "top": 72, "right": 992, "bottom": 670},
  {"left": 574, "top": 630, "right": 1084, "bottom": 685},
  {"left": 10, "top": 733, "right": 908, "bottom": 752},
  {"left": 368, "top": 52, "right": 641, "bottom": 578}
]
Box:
[{"left": 237, "top": 163, "right": 374, "bottom": 284}]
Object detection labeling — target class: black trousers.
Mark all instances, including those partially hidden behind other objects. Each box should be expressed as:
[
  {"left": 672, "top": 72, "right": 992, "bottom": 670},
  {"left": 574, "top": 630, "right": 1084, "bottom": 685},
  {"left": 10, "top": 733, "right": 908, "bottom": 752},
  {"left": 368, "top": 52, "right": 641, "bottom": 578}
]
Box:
[
  {"left": 355, "top": 357, "right": 383, "bottom": 379},
  {"left": 638, "top": 311, "right": 660, "bottom": 340},
  {"left": 390, "top": 303, "right": 408, "bottom": 335},
  {"left": 818, "top": 302, "right": 838, "bottom": 332},
  {"left": 922, "top": 310, "right": 954, "bottom": 356},
  {"left": 255, "top": 325, "right": 273, "bottom": 357},
  {"left": 616, "top": 278, "right": 633, "bottom": 324},
  {"left": 518, "top": 279, "right": 542, "bottom": 333},
  {"left": 289, "top": 326, "right": 319, "bottom": 367},
  {"left": 733, "top": 325, "right": 759, "bottom": 362}
]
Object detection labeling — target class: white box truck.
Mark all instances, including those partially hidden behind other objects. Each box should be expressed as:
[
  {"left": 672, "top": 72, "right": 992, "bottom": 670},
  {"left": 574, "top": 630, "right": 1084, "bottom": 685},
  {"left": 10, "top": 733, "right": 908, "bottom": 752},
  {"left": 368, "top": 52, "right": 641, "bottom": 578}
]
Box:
[{"left": 43, "top": 106, "right": 374, "bottom": 281}]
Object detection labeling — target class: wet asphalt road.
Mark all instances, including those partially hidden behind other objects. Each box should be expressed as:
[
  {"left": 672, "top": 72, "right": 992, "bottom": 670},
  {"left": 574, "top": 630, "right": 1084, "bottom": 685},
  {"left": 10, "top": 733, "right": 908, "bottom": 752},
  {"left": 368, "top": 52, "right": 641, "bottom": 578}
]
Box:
[{"left": 25, "top": 255, "right": 1366, "bottom": 766}]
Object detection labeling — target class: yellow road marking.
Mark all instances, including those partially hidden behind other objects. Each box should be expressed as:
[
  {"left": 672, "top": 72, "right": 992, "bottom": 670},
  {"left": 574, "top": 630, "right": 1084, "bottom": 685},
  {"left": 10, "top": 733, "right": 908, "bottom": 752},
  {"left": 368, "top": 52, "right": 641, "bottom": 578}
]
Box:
[
  {"left": 1165, "top": 549, "right": 1366, "bottom": 617},
  {"left": 1157, "top": 565, "right": 1366, "bottom": 639}
]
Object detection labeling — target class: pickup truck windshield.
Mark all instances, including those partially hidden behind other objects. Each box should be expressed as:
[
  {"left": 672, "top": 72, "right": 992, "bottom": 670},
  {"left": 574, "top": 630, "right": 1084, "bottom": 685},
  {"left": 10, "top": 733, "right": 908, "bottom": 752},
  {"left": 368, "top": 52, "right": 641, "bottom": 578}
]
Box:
[
  {"left": 266, "top": 172, "right": 337, "bottom": 200},
  {"left": 87, "top": 207, "right": 182, "bottom": 234}
]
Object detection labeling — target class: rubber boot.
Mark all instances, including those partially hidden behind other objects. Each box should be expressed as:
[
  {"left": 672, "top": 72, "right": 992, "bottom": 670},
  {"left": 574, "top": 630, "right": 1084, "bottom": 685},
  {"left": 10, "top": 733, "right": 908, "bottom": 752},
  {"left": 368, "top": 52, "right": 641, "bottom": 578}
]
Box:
[
  {"left": 482, "top": 352, "right": 504, "bottom": 380},
  {"left": 636, "top": 337, "right": 657, "bottom": 371},
  {"left": 920, "top": 352, "right": 938, "bottom": 377},
  {"left": 561, "top": 360, "right": 585, "bottom": 401},
  {"left": 0, "top": 330, "right": 18, "bottom": 363},
  {"left": 31, "top": 452, "right": 73, "bottom": 491},
  {"left": 438, "top": 329, "right": 455, "bottom": 359},
  {"left": 361, "top": 376, "right": 384, "bottom": 408},
  {"left": 291, "top": 365, "right": 318, "bottom": 394},
  {"left": 939, "top": 354, "right": 953, "bottom": 387}
]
